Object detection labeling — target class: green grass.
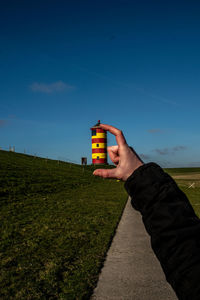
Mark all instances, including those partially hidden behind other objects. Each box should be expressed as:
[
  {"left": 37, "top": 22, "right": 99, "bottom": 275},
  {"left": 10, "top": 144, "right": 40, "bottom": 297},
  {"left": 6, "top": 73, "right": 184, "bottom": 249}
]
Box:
[
  {"left": 165, "top": 167, "right": 200, "bottom": 177},
  {"left": 1, "top": 152, "right": 200, "bottom": 299},
  {"left": 165, "top": 167, "right": 200, "bottom": 217},
  {"left": 0, "top": 150, "right": 127, "bottom": 299}
]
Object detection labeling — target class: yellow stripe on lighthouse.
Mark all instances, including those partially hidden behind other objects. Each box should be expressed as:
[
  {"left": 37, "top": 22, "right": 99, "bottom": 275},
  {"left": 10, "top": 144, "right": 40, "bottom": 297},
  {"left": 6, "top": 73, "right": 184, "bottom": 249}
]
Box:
[
  {"left": 91, "top": 132, "right": 106, "bottom": 139},
  {"left": 92, "top": 143, "right": 107, "bottom": 149},
  {"left": 92, "top": 153, "right": 107, "bottom": 159}
]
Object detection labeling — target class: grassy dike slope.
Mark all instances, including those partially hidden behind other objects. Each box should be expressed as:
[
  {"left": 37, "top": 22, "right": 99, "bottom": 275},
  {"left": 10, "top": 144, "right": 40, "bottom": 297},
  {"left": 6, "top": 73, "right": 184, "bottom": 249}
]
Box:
[{"left": 0, "top": 150, "right": 127, "bottom": 299}]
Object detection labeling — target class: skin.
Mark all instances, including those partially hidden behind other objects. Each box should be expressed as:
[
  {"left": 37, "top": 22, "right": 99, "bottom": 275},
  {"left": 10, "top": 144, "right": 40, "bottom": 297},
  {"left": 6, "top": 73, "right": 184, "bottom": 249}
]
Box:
[{"left": 93, "top": 124, "right": 144, "bottom": 181}]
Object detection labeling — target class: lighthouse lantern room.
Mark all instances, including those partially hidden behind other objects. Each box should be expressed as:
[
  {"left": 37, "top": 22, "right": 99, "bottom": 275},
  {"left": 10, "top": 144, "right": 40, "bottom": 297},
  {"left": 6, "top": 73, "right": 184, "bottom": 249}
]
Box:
[{"left": 90, "top": 120, "right": 107, "bottom": 164}]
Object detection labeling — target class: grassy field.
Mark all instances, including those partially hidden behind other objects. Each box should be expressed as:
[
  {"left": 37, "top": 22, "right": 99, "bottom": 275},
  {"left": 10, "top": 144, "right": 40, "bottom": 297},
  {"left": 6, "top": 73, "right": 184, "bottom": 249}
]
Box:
[
  {"left": 1, "top": 151, "right": 200, "bottom": 299},
  {"left": 0, "top": 150, "right": 127, "bottom": 299},
  {"left": 165, "top": 167, "right": 200, "bottom": 217}
]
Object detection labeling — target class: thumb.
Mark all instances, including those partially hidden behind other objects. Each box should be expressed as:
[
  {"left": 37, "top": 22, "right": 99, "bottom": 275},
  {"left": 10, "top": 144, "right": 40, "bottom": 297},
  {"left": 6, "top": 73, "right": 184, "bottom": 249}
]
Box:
[{"left": 93, "top": 168, "right": 117, "bottom": 179}]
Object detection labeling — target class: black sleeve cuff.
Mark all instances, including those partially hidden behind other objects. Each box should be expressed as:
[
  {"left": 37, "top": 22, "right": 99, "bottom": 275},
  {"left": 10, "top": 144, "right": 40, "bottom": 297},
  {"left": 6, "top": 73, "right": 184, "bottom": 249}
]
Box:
[{"left": 124, "top": 162, "right": 177, "bottom": 213}]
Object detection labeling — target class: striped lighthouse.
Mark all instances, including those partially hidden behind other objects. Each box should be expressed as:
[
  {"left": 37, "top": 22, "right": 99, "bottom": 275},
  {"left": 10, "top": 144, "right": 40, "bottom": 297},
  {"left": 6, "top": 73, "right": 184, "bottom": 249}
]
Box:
[{"left": 90, "top": 120, "right": 107, "bottom": 164}]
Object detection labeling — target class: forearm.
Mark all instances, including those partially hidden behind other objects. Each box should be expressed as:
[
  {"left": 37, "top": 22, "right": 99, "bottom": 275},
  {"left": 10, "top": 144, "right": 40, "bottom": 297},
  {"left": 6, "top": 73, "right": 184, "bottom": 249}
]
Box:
[{"left": 125, "top": 163, "right": 200, "bottom": 300}]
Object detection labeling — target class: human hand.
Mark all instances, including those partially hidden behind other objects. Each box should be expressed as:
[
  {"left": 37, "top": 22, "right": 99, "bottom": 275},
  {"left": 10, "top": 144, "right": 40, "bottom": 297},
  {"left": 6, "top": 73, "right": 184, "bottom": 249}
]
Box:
[{"left": 93, "top": 124, "right": 144, "bottom": 181}]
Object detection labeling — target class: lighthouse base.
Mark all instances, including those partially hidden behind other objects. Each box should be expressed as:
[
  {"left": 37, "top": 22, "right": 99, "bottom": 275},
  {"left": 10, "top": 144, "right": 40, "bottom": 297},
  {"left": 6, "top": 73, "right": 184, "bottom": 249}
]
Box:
[{"left": 92, "top": 159, "right": 107, "bottom": 164}]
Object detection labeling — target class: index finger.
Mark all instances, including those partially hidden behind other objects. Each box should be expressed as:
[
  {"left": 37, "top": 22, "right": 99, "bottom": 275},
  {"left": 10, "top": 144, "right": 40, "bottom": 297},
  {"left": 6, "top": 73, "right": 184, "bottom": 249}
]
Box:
[{"left": 99, "top": 124, "right": 127, "bottom": 146}]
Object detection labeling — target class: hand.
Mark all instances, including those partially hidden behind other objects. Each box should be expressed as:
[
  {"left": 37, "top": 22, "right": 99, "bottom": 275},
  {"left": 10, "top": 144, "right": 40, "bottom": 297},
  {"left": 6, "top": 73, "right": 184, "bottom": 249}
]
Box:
[{"left": 93, "top": 124, "right": 144, "bottom": 181}]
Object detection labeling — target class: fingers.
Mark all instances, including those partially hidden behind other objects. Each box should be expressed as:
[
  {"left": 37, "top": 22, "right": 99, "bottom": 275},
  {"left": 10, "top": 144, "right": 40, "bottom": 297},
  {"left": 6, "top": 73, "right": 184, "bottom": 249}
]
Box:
[
  {"left": 93, "top": 168, "right": 117, "bottom": 179},
  {"left": 99, "top": 124, "right": 127, "bottom": 146},
  {"left": 108, "top": 146, "right": 119, "bottom": 165},
  {"left": 108, "top": 145, "right": 119, "bottom": 153}
]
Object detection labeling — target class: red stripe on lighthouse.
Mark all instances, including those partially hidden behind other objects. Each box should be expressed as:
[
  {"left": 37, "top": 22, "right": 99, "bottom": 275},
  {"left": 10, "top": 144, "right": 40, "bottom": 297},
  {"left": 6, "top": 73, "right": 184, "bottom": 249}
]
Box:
[
  {"left": 92, "top": 148, "right": 107, "bottom": 153},
  {"left": 92, "top": 158, "right": 107, "bottom": 164},
  {"left": 96, "top": 129, "right": 105, "bottom": 133},
  {"left": 92, "top": 138, "right": 106, "bottom": 143}
]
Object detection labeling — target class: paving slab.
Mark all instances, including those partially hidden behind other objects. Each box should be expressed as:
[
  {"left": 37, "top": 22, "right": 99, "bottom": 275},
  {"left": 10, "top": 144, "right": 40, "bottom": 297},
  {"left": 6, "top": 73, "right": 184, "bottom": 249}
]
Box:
[{"left": 91, "top": 197, "right": 177, "bottom": 300}]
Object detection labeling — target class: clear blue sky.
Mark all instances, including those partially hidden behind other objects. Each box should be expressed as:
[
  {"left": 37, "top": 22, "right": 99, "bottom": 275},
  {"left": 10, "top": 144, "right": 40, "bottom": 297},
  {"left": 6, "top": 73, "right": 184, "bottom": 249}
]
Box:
[{"left": 1, "top": 0, "right": 200, "bottom": 167}]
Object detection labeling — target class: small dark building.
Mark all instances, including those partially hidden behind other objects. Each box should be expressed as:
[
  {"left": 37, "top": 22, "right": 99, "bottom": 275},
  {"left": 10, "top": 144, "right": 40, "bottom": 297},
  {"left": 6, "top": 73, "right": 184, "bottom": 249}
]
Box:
[{"left": 81, "top": 157, "right": 87, "bottom": 165}]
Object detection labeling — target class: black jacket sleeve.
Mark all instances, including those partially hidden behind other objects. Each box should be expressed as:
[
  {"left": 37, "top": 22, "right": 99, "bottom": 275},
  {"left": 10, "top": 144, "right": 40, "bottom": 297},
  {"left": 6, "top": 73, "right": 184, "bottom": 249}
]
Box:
[{"left": 124, "top": 163, "right": 200, "bottom": 300}]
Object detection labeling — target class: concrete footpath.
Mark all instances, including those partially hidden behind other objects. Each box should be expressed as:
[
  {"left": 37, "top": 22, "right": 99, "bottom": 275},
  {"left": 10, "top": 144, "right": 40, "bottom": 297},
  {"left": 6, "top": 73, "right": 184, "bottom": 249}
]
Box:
[{"left": 91, "top": 197, "right": 177, "bottom": 300}]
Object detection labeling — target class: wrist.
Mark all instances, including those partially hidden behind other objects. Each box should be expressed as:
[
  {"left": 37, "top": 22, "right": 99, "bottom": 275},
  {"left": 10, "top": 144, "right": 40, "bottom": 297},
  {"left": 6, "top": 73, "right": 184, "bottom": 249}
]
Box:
[{"left": 122, "top": 161, "right": 144, "bottom": 181}]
